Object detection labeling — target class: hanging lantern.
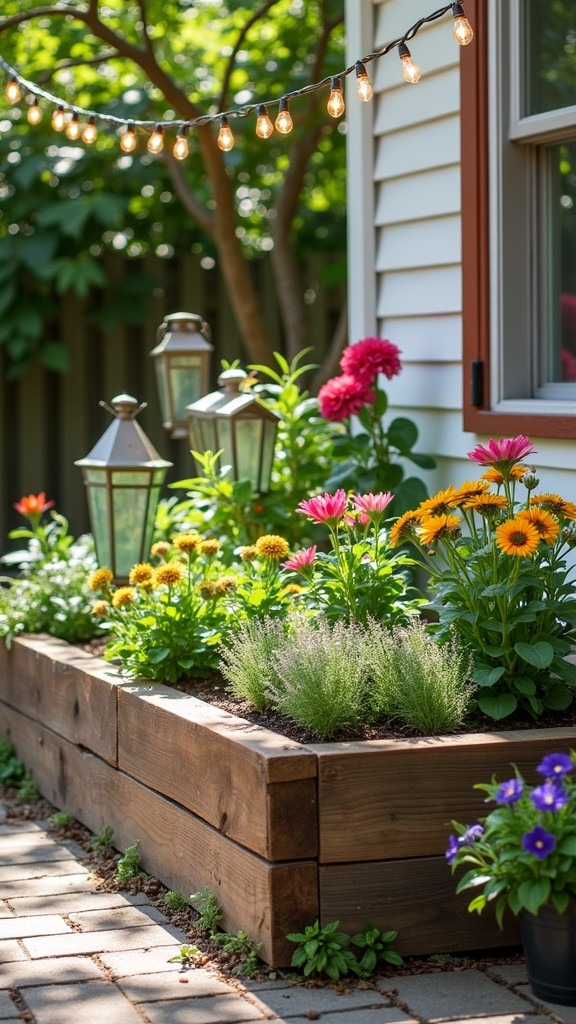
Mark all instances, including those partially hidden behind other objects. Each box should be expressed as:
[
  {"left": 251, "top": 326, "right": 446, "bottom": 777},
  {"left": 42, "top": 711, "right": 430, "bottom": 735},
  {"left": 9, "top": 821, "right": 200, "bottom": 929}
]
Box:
[
  {"left": 75, "top": 394, "right": 172, "bottom": 582},
  {"left": 186, "top": 370, "right": 280, "bottom": 494},
  {"left": 150, "top": 312, "right": 213, "bottom": 439}
]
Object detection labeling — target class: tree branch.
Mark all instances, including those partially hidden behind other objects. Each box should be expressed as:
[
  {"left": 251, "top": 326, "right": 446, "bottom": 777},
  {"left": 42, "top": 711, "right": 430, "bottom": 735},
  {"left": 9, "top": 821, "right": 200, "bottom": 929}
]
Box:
[{"left": 218, "top": 0, "right": 283, "bottom": 111}]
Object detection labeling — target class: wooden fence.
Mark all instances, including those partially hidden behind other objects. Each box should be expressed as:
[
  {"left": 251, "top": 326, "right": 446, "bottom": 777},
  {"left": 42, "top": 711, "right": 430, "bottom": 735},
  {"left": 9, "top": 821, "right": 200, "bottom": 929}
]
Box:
[{"left": 0, "top": 252, "right": 345, "bottom": 548}]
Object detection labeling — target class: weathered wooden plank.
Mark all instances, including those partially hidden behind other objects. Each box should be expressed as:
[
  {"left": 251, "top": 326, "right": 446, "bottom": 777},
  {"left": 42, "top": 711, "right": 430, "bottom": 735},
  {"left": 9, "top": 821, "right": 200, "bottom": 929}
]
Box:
[
  {"left": 319, "top": 857, "right": 520, "bottom": 955},
  {"left": 117, "top": 685, "right": 317, "bottom": 861},
  {"left": 315, "top": 730, "right": 576, "bottom": 864},
  {"left": 0, "top": 702, "right": 317, "bottom": 966},
  {"left": 0, "top": 636, "right": 118, "bottom": 766}
]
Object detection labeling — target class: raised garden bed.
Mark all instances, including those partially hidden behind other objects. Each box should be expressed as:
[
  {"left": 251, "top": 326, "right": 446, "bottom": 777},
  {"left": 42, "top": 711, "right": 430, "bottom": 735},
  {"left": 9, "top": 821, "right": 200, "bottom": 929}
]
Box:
[{"left": 2, "top": 634, "right": 576, "bottom": 966}]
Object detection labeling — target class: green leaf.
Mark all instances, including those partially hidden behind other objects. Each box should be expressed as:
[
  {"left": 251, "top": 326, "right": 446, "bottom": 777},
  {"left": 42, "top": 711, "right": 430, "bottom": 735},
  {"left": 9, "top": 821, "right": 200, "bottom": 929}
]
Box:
[
  {"left": 387, "top": 416, "right": 418, "bottom": 451},
  {"left": 542, "top": 682, "right": 573, "bottom": 710},
  {"left": 514, "top": 641, "right": 554, "bottom": 669},
  {"left": 477, "top": 692, "right": 518, "bottom": 719},
  {"left": 551, "top": 656, "right": 576, "bottom": 687},
  {"left": 406, "top": 451, "right": 436, "bottom": 469},
  {"left": 512, "top": 675, "right": 536, "bottom": 696},
  {"left": 147, "top": 648, "right": 171, "bottom": 663},
  {"left": 518, "top": 878, "right": 551, "bottom": 915},
  {"left": 472, "top": 665, "right": 506, "bottom": 687},
  {"left": 558, "top": 836, "right": 576, "bottom": 856},
  {"left": 39, "top": 342, "right": 69, "bottom": 374}
]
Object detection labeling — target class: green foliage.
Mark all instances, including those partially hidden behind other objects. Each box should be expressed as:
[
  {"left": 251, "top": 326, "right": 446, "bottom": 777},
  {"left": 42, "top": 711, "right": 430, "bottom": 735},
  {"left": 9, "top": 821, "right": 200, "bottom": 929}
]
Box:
[
  {"left": 0, "top": 738, "right": 25, "bottom": 787},
  {"left": 18, "top": 774, "right": 40, "bottom": 801},
  {"left": 117, "top": 840, "right": 143, "bottom": 883},
  {"left": 49, "top": 811, "right": 75, "bottom": 829},
  {"left": 350, "top": 924, "right": 404, "bottom": 974},
  {"left": 287, "top": 920, "right": 360, "bottom": 980},
  {"left": 167, "top": 944, "right": 200, "bottom": 965},
  {"left": 190, "top": 889, "right": 223, "bottom": 935},
  {"left": 90, "top": 825, "right": 115, "bottom": 853},
  {"left": 212, "top": 930, "right": 263, "bottom": 976},
  {"left": 164, "top": 891, "right": 191, "bottom": 912},
  {"left": 219, "top": 617, "right": 288, "bottom": 710}
]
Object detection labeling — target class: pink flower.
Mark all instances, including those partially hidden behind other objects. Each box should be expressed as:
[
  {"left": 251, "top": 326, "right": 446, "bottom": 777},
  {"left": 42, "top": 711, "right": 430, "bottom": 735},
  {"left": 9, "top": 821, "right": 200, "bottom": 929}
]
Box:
[
  {"left": 340, "top": 337, "right": 402, "bottom": 386},
  {"left": 282, "top": 545, "right": 317, "bottom": 576},
  {"left": 354, "top": 492, "right": 394, "bottom": 516},
  {"left": 318, "top": 374, "right": 375, "bottom": 422},
  {"left": 467, "top": 436, "right": 536, "bottom": 470},
  {"left": 345, "top": 512, "right": 370, "bottom": 527},
  {"left": 297, "top": 490, "right": 348, "bottom": 527}
]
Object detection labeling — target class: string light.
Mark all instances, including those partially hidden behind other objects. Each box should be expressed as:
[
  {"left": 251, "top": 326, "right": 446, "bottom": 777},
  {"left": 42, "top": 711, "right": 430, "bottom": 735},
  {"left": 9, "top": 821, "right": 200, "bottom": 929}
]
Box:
[
  {"left": 275, "top": 97, "right": 293, "bottom": 135},
  {"left": 326, "top": 77, "right": 345, "bottom": 118},
  {"left": 173, "top": 126, "right": 189, "bottom": 160},
  {"left": 120, "top": 124, "right": 137, "bottom": 153},
  {"left": 255, "top": 104, "right": 274, "bottom": 139},
  {"left": 51, "top": 105, "right": 66, "bottom": 131},
  {"left": 355, "top": 62, "right": 373, "bottom": 102},
  {"left": 147, "top": 123, "right": 164, "bottom": 153},
  {"left": 452, "top": 2, "right": 474, "bottom": 45},
  {"left": 27, "top": 99, "right": 42, "bottom": 125},
  {"left": 398, "top": 42, "right": 422, "bottom": 84},
  {"left": 82, "top": 115, "right": 97, "bottom": 144},
  {"left": 217, "top": 115, "right": 235, "bottom": 151},
  {"left": 5, "top": 77, "right": 21, "bottom": 104},
  {"left": 66, "top": 112, "right": 81, "bottom": 140}
]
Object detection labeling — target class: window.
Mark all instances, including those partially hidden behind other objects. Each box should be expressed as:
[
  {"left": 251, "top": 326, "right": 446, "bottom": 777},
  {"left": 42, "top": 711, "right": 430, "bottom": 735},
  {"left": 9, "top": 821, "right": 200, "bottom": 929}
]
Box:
[{"left": 462, "top": 0, "right": 576, "bottom": 437}]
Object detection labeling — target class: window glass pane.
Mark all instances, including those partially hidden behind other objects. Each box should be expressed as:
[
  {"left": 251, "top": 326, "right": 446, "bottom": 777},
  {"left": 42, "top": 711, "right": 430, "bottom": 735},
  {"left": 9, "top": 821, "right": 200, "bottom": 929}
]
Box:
[
  {"left": 525, "top": 0, "right": 576, "bottom": 116},
  {"left": 542, "top": 143, "right": 576, "bottom": 384}
]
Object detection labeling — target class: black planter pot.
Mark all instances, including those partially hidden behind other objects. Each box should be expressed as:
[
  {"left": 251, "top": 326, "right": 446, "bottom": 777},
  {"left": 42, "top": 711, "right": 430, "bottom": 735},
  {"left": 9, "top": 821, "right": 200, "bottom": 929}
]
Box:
[{"left": 519, "top": 903, "right": 576, "bottom": 1006}]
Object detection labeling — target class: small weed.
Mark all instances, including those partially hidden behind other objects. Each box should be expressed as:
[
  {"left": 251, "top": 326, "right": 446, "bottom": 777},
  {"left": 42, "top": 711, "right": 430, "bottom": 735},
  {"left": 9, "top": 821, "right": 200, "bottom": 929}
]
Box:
[
  {"left": 90, "top": 825, "right": 115, "bottom": 853},
  {"left": 0, "top": 739, "right": 25, "bottom": 787},
  {"left": 287, "top": 920, "right": 360, "bottom": 980},
  {"left": 428, "top": 953, "right": 470, "bottom": 965},
  {"left": 190, "top": 889, "right": 223, "bottom": 935},
  {"left": 117, "top": 840, "right": 143, "bottom": 883},
  {"left": 165, "top": 891, "right": 190, "bottom": 912},
  {"left": 167, "top": 944, "right": 200, "bottom": 966},
  {"left": 18, "top": 774, "right": 40, "bottom": 801},
  {"left": 213, "top": 930, "right": 263, "bottom": 976},
  {"left": 350, "top": 924, "right": 403, "bottom": 974},
  {"left": 49, "top": 811, "right": 75, "bottom": 829}
]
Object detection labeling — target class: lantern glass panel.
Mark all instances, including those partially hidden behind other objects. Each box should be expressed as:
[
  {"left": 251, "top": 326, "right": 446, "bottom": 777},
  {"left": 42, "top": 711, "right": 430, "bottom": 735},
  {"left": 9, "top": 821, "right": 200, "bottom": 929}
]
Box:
[
  {"left": 86, "top": 476, "right": 111, "bottom": 568},
  {"left": 260, "top": 419, "right": 277, "bottom": 492},
  {"left": 236, "top": 419, "right": 263, "bottom": 485},
  {"left": 168, "top": 354, "right": 205, "bottom": 424},
  {"left": 112, "top": 481, "right": 151, "bottom": 579}
]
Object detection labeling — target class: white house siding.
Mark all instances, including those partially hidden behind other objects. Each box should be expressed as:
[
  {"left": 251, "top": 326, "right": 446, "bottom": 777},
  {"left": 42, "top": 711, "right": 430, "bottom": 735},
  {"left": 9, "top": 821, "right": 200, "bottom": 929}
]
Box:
[{"left": 344, "top": 0, "right": 575, "bottom": 501}]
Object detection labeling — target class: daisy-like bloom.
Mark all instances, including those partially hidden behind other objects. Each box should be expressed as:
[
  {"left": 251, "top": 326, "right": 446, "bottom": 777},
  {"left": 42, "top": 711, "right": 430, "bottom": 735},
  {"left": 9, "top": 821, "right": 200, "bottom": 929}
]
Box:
[
  {"left": 255, "top": 534, "right": 290, "bottom": 560},
  {"left": 91, "top": 600, "right": 110, "bottom": 618},
  {"left": 129, "top": 563, "right": 155, "bottom": 586},
  {"left": 463, "top": 493, "right": 507, "bottom": 515},
  {"left": 13, "top": 492, "right": 55, "bottom": 524},
  {"left": 197, "top": 580, "right": 220, "bottom": 599},
  {"left": 481, "top": 464, "right": 527, "bottom": 485},
  {"left": 450, "top": 480, "right": 490, "bottom": 506},
  {"left": 297, "top": 490, "right": 348, "bottom": 528},
  {"left": 522, "top": 825, "right": 556, "bottom": 860},
  {"left": 282, "top": 583, "right": 303, "bottom": 596},
  {"left": 467, "top": 435, "right": 536, "bottom": 472},
  {"left": 153, "top": 563, "right": 184, "bottom": 587},
  {"left": 354, "top": 491, "right": 394, "bottom": 517},
  {"left": 238, "top": 545, "right": 258, "bottom": 562},
  {"left": 173, "top": 532, "right": 202, "bottom": 553},
  {"left": 496, "top": 778, "right": 523, "bottom": 804},
  {"left": 414, "top": 487, "right": 459, "bottom": 519},
  {"left": 516, "top": 507, "right": 559, "bottom": 545},
  {"left": 495, "top": 518, "right": 540, "bottom": 558},
  {"left": 282, "top": 545, "right": 317, "bottom": 575},
  {"left": 318, "top": 374, "right": 375, "bottom": 422},
  {"left": 389, "top": 509, "right": 420, "bottom": 547},
  {"left": 215, "top": 575, "right": 238, "bottom": 595},
  {"left": 88, "top": 567, "right": 114, "bottom": 592},
  {"left": 340, "top": 337, "right": 402, "bottom": 386},
  {"left": 418, "top": 514, "right": 461, "bottom": 546},
  {"left": 530, "top": 782, "right": 568, "bottom": 813},
  {"left": 537, "top": 752, "right": 574, "bottom": 778},
  {"left": 150, "top": 541, "right": 171, "bottom": 559},
  {"left": 199, "top": 538, "right": 222, "bottom": 558},
  {"left": 112, "top": 586, "right": 136, "bottom": 609},
  {"left": 530, "top": 493, "right": 576, "bottom": 521}
]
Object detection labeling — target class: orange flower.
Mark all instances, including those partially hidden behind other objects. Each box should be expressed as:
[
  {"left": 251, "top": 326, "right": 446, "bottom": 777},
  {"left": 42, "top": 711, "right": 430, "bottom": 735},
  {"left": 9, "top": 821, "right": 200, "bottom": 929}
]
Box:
[
  {"left": 88, "top": 567, "right": 114, "bottom": 592},
  {"left": 516, "top": 508, "right": 559, "bottom": 545},
  {"left": 418, "top": 514, "right": 461, "bottom": 546},
  {"left": 112, "top": 586, "right": 136, "bottom": 608},
  {"left": 255, "top": 535, "right": 290, "bottom": 560},
  {"left": 414, "top": 487, "right": 459, "bottom": 519},
  {"left": 463, "top": 493, "right": 508, "bottom": 515},
  {"left": 129, "top": 563, "right": 154, "bottom": 586},
  {"left": 450, "top": 480, "right": 490, "bottom": 506},
  {"left": 13, "top": 492, "right": 55, "bottom": 524},
  {"left": 389, "top": 509, "right": 420, "bottom": 547},
  {"left": 530, "top": 494, "right": 576, "bottom": 521},
  {"left": 481, "top": 465, "right": 527, "bottom": 485},
  {"left": 173, "top": 532, "right": 202, "bottom": 553},
  {"left": 153, "top": 564, "right": 184, "bottom": 587},
  {"left": 495, "top": 519, "right": 540, "bottom": 558}
]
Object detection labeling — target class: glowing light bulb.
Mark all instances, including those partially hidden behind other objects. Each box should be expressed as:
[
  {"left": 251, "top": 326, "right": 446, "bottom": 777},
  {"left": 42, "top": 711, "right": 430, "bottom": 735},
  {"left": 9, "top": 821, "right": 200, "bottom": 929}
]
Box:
[
  {"left": 173, "top": 128, "right": 189, "bottom": 160},
  {"left": 27, "top": 101, "right": 42, "bottom": 125},
  {"left": 398, "top": 42, "right": 421, "bottom": 84},
  {"left": 51, "top": 105, "right": 66, "bottom": 131},
  {"left": 66, "top": 114, "right": 81, "bottom": 140},
  {"left": 255, "top": 104, "right": 274, "bottom": 139},
  {"left": 148, "top": 124, "right": 165, "bottom": 154},
  {"left": 355, "top": 61, "right": 373, "bottom": 102},
  {"left": 5, "top": 78, "right": 21, "bottom": 104},
  {"left": 217, "top": 115, "right": 235, "bottom": 151},
  {"left": 327, "top": 77, "right": 345, "bottom": 118},
  {"left": 82, "top": 116, "right": 97, "bottom": 144},
  {"left": 120, "top": 125, "right": 137, "bottom": 153},
  {"left": 275, "top": 98, "right": 293, "bottom": 135},
  {"left": 452, "top": 2, "right": 474, "bottom": 45}
]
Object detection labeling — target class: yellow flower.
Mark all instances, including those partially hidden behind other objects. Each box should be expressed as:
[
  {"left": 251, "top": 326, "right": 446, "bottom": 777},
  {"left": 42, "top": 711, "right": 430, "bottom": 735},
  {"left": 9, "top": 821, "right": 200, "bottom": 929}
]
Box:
[
  {"left": 463, "top": 493, "right": 508, "bottom": 514},
  {"left": 173, "top": 532, "right": 202, "bottom": 553},
  {"left": 197, "top": 580, "right": 220, "bottom": 599},
  {"left": 239, "top": 545, "right": 258, "bottom": 562},
  {"left": 495, "top": 518, "right": 540, "bottom": 558},
  {"left": 216, "top": 574, "right": 238, "bottom": 594},
  {"left": 153, "top": 563, "right": 184, "bottom": 587},
  {"left": 199, "top": 539, "right": 222, "bottom": 557},
  {"left": 91, "top": 600, "right": 110, "bottom": 618},
  {"left": 389, "top": 509, "right": 420, "bottom": 547},
  {"left": 88, "top": 567, "right": 114, "bottom": 592},
  {"left": 418, "top": 514, "right": 461, "bottom": 546},
  {"left": 112, "top": 586, "right": 136, "bottom": 608},
  {"left": 516, "top": 507, "right": 559, "bottom": 545},
  {"left": 282, "top": 583, "right": 303, "bottom": 596},
  {"left": 129, "top": 563, "right": 154, "bottom": 586},
  {"left": 414, "top": 487, "right": 459, "bottom": 519},
  {"left": 481, "top": 464, "right": 527, "bottom": 484},
  {"left": 255, "top": 534, "right": 290, "bottom": 560},
  {"left": 150, "top": 541, "right": 171, "bottom": 559},
  {"left": 530, "top": 494, "right": 576, "bottom": 521},
  {"left": 450, "top": 480, "right": 490, "bottom": 506}
]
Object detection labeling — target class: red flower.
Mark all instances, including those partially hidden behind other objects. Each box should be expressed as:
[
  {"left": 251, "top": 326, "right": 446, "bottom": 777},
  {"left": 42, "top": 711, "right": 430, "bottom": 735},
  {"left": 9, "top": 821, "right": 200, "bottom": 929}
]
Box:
[
  {"left": 340, "top": 337, "right": 402, "bottom": 385},
  {"left": 318, "top": 374, "right": 375, "bottom": 422},
  {"left": 297, "top": 491, "right": 348, "bottom": 527},
  {"left": 13, "top": 492, "right": 55, "bottom": 524},
  {"left": 467, "top": 436, "right": 536, "bottom": 472}
]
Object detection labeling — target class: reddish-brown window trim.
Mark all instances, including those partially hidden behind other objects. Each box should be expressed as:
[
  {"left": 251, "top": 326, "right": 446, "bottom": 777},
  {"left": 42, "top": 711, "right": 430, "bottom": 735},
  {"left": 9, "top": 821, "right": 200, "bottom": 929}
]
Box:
[{"left": 460, "top": 0, "right": 576, "bottom": 439}]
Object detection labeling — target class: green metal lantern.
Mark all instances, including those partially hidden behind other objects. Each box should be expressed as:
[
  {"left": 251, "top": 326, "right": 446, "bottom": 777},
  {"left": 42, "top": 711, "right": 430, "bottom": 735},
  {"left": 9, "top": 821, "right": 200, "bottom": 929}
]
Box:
[
  {"left": 186, "top": 370, "right": 279, "bottom": 494},
  {"left": 75, "top": 394, "right": 172, "bottom": 582},
  {"left": 151, "top": 312, "right": 213, "bottom": 439}
]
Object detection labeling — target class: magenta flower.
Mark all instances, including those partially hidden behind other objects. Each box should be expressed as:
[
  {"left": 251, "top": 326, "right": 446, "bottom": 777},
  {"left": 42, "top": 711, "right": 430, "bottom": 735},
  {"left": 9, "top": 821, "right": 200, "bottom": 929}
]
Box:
[
  {"left": 466, "top": 435, "right": 536, "bottom": 471},
  {"left": 282, "top": 545, "right": 317, "bottom": 576},
  {"left": 318, "top": 374, "right": 375, "bottom": 422},
  {"left": 537, "top": 753, "right": 574, "bottom": 779},
  {"left": 340, "top": 337, "right": 402, "bottom": 386},
  {"left": 354, "top": 492, "right": 394, "bottom": 517},
  {"left": 522, "top": 826, "right": 556, "bottom": 859},
  {"left": 297, "top": 490, "right": 348, "bottom": 527},
  {"left": 530, "top": 783, "right": 568, "bottom": 813},
  {"left": 496, "top": 778, "right": 523, "bottom": 804}
]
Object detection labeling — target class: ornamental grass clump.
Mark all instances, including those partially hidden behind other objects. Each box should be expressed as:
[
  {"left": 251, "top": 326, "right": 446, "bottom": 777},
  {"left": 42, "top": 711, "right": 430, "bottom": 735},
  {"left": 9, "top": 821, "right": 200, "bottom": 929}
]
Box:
[
  {"left": 391, "top": 435, "right": 576, "bottom": 721},
  {"left": 447, "top": 751, "right": 576, "bottom": 926},
  {"left": 218, "top": 617, "right": 288, "bottom": 710}
]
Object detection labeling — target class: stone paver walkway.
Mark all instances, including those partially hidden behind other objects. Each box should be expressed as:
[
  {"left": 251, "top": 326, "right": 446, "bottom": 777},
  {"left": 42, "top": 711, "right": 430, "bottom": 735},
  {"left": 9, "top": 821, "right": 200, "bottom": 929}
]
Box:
[{"left": 1, "top": 805, "right": 575, "bottom": 1024}]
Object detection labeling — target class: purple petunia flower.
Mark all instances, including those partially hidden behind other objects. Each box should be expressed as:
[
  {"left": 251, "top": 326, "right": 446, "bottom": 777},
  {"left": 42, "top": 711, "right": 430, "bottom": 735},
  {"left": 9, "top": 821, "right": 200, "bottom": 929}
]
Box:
[
  {"left": 531, "top": 782, "right": 569, "bottom": 813},
  {"left": 522, "top": 826, "right": 557, "bottom": 859},
  {"left": 537, "top": 753, "right": 574, "bottom": 779},
  {"left": 496, "top": 778, "right": 523, "bottom": 804},
  {"left": 445, "top": 835, "right": 460, "bottom": 865},
  {"left": 462, "top": 824, "right": 485, "bottom": 843}
]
